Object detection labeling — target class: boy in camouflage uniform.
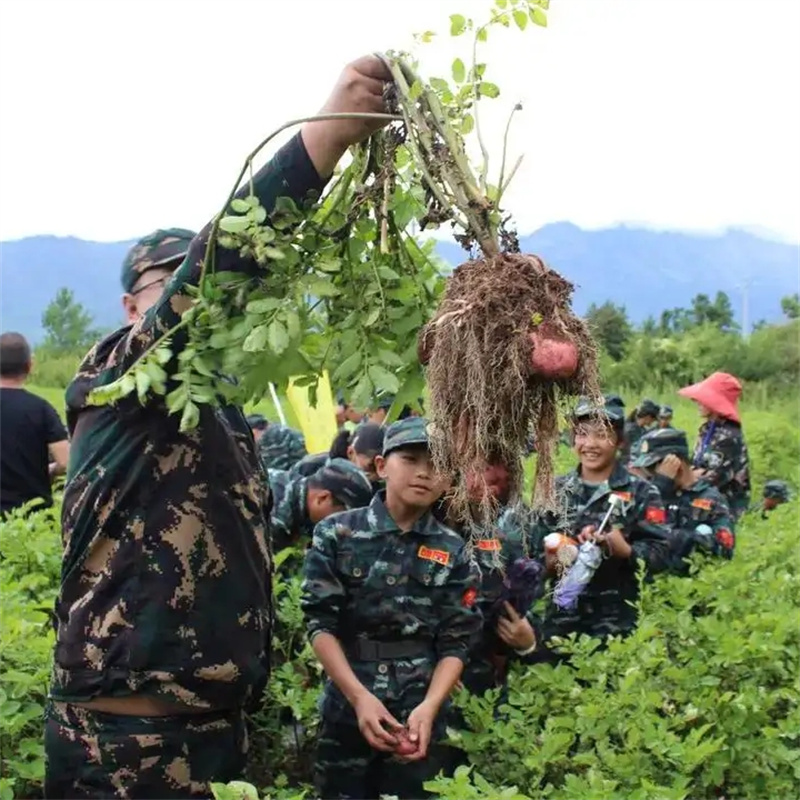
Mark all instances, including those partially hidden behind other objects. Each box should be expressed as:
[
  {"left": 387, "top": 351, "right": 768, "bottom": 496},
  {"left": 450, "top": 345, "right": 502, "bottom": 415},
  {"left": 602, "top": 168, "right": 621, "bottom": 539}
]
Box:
[
  {"left": 257, "top": 420, "right": 308, "bottom": 471},
  {"left": 622, "top": 398, "right": 660, "bottom": 463},
  {"left": 632, "top": 428, "right": 735, "bottom": 574},
  {"left": 268, "top": 458, "right": 373, "bottom": 553},
  {"left": 749, "top": 480, "right": 790, "bottom": 519},
  {"left": 301, "top": 417, "right": 482, "bottom": 800},
  {"left": 658, "top": 405, "right": 674, "bottom": 429},
  {"left": 530, "top": 397, "right": 672, "bottom": 650},
  {"left": 43, "top": 55, "right": 394, "bottom": 799}
]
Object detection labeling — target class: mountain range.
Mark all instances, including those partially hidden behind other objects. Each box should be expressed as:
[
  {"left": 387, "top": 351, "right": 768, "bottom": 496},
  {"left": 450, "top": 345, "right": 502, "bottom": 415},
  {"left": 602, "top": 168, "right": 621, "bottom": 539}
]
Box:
[{"left": 1, "top": 223, "right": 798, "bottom": 343}]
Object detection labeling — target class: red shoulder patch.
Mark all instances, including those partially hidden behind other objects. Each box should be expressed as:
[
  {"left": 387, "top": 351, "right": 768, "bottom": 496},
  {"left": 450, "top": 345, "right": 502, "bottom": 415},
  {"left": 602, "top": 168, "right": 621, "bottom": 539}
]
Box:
[
  {"left": 691, "top": 498, "right": 714, "bottom": 511},
  {"left": 645, "top": 506, "right": 666, "bottom": 524},
  {"left": 477, "top": 538, "right": 501, "bottom": 551},
  {"left": 418, "top": 546, "right": 450, "bottom": 566},
  {"left": 716, "top": 529, "right": 735, "bottom": 550},
  {"left": 613, "top": 491, "right": 633, "bottom": 503},
  {"left": 462, "top": 587, "right": 478, "bottom": 608}
]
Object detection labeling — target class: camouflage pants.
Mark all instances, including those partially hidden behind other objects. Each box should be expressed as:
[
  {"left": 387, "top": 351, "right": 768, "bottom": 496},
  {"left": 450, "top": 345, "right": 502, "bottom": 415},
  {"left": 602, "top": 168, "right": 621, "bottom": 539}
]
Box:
[
  {"left": 314, "top": 719, "right": 447, "bottom": 800},
  {"left": 44, "top": 700, "right": 247, "bottom": 799}
]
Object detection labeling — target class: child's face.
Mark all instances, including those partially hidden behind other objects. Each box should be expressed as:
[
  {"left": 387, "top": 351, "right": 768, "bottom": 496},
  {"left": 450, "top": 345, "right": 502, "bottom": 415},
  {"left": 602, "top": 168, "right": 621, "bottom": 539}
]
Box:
[
  {"left": 376, "top": 445, "right": 446, "bottom": 509},
  {"left": 572, "top": 420, "right": 619, "bottom": 473}
]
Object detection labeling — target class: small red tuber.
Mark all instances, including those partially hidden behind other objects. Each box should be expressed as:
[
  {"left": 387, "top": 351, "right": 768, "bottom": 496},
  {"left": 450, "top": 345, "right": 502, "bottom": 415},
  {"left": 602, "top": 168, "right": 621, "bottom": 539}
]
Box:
[
  {"left": 394, "top": 729, "right": 418, "bottom": 756},
  {"left": 528, "top": 328, "right": 579, "bottom": 380}
]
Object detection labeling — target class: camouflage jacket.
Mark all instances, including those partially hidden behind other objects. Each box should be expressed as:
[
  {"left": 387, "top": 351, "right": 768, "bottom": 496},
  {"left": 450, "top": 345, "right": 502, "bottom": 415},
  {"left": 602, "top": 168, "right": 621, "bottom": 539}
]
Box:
[
  {"left": 622, "top": 421, "right": 654, "bottom": 463},
  {"left": 258, "top": 423, "right": 307, "bottom": 472},
  {"left": 529, "top": 461, "right": 672, "bottom": 642},
  {"left": 268, "top": 469, "right": 312, "bottom": 552},
  {"left": 652, "top": 474, "right": 735, "bottom": 573},
  {"left": 692, "top": 420, "right": 751, "bottom": 519},
  {"left": 51, "top": 134, "right": 325, "bottom": 711},
  {"left": 301, "top": 492, "right": 482, "bottom": 725}
]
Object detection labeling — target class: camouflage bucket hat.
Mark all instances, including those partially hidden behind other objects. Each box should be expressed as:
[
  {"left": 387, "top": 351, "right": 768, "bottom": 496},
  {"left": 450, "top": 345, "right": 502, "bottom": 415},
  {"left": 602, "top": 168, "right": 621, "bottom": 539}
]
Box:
[
  {"left": 383, "top": 416, "right": 430, "bottom": 456},
  {"left": 245, "top": 413, "right": 268, "bottom": 430},
  {"left": 572, "top": 396, "right": 626, "bottom": 426},
  {"left": 121, "top": 227, "right": 196, "bottom": 293},
  {"left": 632, "top": 428, "right": 690, "bottom": 468},
  {"left": 763, "top": 480, "right": 790, "bottom": 502},
  {"left": 636, "top": 398, "right": 661, "bottom": 419},
  {"left": 315, "top": 458, "right": 374, "bottom": 509},
  {"left": 659, "top": 405, "right": 673, "bottom": 419}
]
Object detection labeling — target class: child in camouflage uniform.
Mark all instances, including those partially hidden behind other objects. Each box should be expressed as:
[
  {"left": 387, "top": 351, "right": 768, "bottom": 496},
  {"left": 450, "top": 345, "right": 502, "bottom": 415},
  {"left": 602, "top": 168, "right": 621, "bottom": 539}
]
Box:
[
  {"left": 301, "top": 417, "right": 482, "bottom": 799},
  {"left": 530, "top": 397, "right": 672, "bottom": 652},
  {"left": 632, "top": 427, "right": 735, "bottom": 574}
]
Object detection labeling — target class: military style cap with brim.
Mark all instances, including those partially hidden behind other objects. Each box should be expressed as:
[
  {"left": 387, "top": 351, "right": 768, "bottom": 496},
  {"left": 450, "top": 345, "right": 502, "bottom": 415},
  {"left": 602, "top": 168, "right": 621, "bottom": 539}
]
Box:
[
  {"left": 121, "top": 227, "right": 197, "bottom": 293},
  {"left": 659, "top": 405, "right": 673, "bottom": 418},
  {"left": 376, "top": 394, "right": 396, "bottom": 412},
  {"left": 245, "top": 413, "right": 268, "bottom": 430},
  {"left": 572, "top": 396, "right": 626, "bottom": 425},
  {"left": 314, "top": 458, "right": 374, "bottom": 509},
  {"left": 383, "top": 417, "right": 430, "bottom": 456},
  {"left": 604, "top": 393, "right": 626, "bottom": 409},
  {"left": 631, "top": 428, "right": 690, "bottom": 468},
  {"left": 763, "top": 480, "right": 790, "bottom": 502},
  {"left": 636, "top": 399, "right": 661, "bottom": 419}
]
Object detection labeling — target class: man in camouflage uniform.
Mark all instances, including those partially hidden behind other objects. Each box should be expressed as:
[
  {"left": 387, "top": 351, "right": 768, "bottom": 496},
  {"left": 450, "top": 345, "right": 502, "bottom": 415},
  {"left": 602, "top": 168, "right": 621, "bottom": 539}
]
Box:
[
  {"left": 749, "top": 480, "right": 790, "bottom": 519},
  {"left": 658, "top": 405, "right": 674, "bottom": 429},
  {"left": 530, "top": 397, "right": 672, "bottom": 649},
  {"left": 622, "top": 398, "right": 660, "bottom": 463},
  {"left": 268, "top": 458, "right": 373, "bottom": 553},
  {"left": 301, "top": 417, "right": 481, "bottom": 799},
  {"left": 43, "top": 55, "right": 394, "bottom": 799},
  {"left": 256, "top": 418, "right": 308, "bottom": 472},
  {"left": 632, "top": 428, "right": 735, "bottom": 574}
]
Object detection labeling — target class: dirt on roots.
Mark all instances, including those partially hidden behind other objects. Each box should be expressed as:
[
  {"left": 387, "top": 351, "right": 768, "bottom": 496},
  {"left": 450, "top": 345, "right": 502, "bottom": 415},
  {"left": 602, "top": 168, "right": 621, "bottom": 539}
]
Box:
[{"left": 419, "top": 252, "right": 601, "bottom": 532}]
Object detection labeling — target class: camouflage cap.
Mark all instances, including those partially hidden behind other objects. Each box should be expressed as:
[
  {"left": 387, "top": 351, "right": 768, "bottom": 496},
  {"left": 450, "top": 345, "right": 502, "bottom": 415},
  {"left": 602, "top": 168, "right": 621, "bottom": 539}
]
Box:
[
  {"left": 383, "top": 416, "right": 430, "bottom": 456},
  {"left": 636, "top": 398, "right": 661, "bottom": 419},
  {"left": 572, "top": 396, "right": 626, "bottom": 425},
  {"left": 604, "top": 393, "right": 626, "bottom": 409},
  {"left": 659, "top": 405, "right": 673, "bottom": 418},
  {"left": 631, "top": 427, "right": 690, "bottom": 468},
  {"left": 313, "top": 458, "right": 373, "bottom": 509},
  {"left": 376, "top": 393, "right": 396, "bottom": 411},
  {"left": 245, "top": 413, "right": 268, "bottom": 430},
  {"left": 121, "top": 227, "right": 196, "bottom": 293},
  {"left": 763, "top": 480, "right": 790, "bottom": 502}
]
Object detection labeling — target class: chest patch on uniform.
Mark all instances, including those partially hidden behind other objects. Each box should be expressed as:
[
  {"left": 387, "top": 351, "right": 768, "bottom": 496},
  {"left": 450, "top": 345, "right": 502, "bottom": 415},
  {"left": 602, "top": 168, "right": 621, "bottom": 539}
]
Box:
[
  {"left": 418, "top": 546, "right": 450, "bottom": 566},
  {"left": 613, "top": 491, "right": 633, "bottom": 504},
  {"left": 645, "top": 506, "right": 666, "bottom": 524},
  {"left": 691, "top": 498, "right": 714, "bottom": 511},
  {"left": 477, "top": 538, "right": 501, "bottom": 551},
  {"left": 462, "top": 587, "right": 478, "bottom": 608}
]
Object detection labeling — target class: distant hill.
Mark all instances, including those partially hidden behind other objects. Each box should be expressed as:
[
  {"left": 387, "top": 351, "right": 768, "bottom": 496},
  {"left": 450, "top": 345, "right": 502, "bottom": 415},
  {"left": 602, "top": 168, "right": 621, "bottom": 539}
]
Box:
[{"left": 1, "top": 224, "right": 798, "bottom": 342}]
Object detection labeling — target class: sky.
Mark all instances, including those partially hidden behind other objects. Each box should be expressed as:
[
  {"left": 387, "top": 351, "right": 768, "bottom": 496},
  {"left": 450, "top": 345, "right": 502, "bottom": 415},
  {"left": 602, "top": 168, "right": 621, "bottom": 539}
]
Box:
[{"left": 0, "top": 0, "right": 799, "bottom": 244}]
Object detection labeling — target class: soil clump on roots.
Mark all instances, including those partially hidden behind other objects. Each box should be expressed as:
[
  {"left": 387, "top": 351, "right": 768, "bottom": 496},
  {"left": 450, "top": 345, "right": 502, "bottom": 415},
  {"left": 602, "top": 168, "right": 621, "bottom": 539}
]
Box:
[{"left": 419, "top": 252, "right": 600, "bottom": 532}]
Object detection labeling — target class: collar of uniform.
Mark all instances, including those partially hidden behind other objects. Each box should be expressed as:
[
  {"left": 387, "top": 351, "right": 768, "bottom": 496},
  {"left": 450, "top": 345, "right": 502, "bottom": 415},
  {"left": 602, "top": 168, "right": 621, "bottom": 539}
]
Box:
[
  {"left": 572, "top": 460, "right": 631, "bottom": 490},
  {"left": 285, "top": 475, "right": 310, "bottom": 529},
  {"left": 368, "top": 491, "right": 441, "bottom": 536}
]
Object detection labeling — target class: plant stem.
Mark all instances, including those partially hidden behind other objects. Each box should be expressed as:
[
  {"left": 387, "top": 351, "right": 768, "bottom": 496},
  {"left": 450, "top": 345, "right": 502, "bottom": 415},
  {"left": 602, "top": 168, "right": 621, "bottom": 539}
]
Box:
[
  {"left": 496, "top": 103, "right": 522, "bottom": 208},
  {"left": 471, "top": 26, "right": 491, "bottom": 194}
]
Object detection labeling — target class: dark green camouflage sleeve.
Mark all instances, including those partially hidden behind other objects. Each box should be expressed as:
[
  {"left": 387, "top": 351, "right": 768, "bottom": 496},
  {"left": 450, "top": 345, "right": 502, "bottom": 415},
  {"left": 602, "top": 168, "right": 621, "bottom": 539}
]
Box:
[
  {"left": 92, "top": 134, "right": 325, "bottom": 387},
  {"left": 301, "top": 517, "right": 344, "bottom": 641},
  {"left": 433, "top": 545, "right": 482, "bottom": 662},
  {"left": 628, "top": 480, "right": 672, "bottom": 574}
]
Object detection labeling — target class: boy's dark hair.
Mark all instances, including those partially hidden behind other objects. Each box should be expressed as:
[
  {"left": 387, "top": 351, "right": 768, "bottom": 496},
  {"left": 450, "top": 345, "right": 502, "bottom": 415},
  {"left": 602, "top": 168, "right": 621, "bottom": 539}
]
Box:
[
  {"left": 329, "top": 428, "right": 353, "bottom": 460},
  {"left": 352, "top": 424, "right": 385, "bottom": 457},
  {"left": 0, "top": 332, "right": 32, "bottom": 378}
]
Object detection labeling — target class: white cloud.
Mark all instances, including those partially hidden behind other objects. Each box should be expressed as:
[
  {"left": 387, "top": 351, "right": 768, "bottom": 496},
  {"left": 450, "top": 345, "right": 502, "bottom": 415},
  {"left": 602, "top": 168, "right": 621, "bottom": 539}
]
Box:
[{"left": 0, "top": 0, "right": 798, "bottom": 243}]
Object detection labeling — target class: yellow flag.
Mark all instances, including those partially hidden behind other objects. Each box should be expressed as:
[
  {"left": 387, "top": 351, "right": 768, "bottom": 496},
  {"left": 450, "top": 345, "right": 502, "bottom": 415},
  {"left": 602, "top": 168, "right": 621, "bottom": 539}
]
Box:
[{"left": 285, "top": 371, "right": 339, "bottom": 454}]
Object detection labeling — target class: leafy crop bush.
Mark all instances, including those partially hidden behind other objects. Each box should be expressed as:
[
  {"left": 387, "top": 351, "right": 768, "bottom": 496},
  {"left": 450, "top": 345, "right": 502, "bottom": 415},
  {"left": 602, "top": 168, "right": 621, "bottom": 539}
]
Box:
[{"left": 2, "top": 461, "right": 798, "bottom": 800}]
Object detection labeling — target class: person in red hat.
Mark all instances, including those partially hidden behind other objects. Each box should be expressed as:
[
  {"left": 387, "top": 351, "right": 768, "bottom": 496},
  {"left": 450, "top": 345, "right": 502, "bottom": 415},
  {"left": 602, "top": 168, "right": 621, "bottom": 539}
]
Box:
[{"left": 678, "top": 372, "right": 751, "bottom": 521}]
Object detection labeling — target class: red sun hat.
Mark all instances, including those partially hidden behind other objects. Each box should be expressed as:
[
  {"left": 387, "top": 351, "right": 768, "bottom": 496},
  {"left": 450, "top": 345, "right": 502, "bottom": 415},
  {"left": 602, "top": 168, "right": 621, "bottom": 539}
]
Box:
[{"left": 678, "top": 372, "right": 742, "bottom": 424}]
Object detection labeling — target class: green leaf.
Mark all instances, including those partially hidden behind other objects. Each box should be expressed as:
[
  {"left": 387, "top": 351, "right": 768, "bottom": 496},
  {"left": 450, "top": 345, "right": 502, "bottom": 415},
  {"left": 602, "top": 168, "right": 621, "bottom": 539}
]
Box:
[
  {"left": 452, "top": 58, "right": 466, "bottom": 84},
  {"left": 377, "top": 349, "right": 405, "bottom": 368},
  {"left": 309, "top": 279, "right": 341, "bottom": 298},
  {"left": 378, "top": 266, "right": 401, "bottom": 281},
  {"left": 364, "top": 308, "right": 381, "bottom": 328},
  {"left": 317, "top": 258, "right": 342, "bottom": 273},
  {"left": 495, "top": 0, "right": 508, "bottom": 7},
  {"left": 478, "top": 81, "right": 501, "bottom": 98},
  {"left": 450, "top": 13, "right": 467, "bottom": 36},
  {"left": 242, "top": 325, "right": 269, "bottom": 353},
  {"left": 460, "top": 113, "right": 475, "bottom": 135},
  {"left": 408, "top": 80, "right": 424, "bottom": 102},
  {"left": 530, "top": 6, "right": 548, "bottom": 26},
  {"left": 477, "top": 27, "right": 488, "bottom": 42},
  {"left": 218, "top": 216, "right": 249, "bottom": 234},
  {"left": 430, "top": 77, "right": 450, "bottom": 94},
  {"left": 267, "top": 320, "right": 289, "bottom": 355},
  {"left": 230, "top": 199, "right": 250, "bottom": 213},
  {"left": 251, "top": 206, "right": 267, "bottom": 224},
  {"left": 285, "top": 311, "right": 301, "bottom": 341},
  {"left": 119, "top": 374, "right": 136, "bottom": 397},
  {"left": 245, "top": 298, "right": 281, "bottom": 314},
  {"left": 135, "top": 370, "right": 151, "bottom": 404},
  {"left": 332, "top": 350, "right": 362, "bottom": 384},
  {"left": 180, "top": 400, "right": 200, "bottom": 432},
  {"left": 419, "top": 30, "right": 436, "bottom": 43},
  {"left": 513, "top": 9, "right": 528, "bottom": 29},
  {"left": 367, "top": 365, "right": 400, "bottom": 394}
]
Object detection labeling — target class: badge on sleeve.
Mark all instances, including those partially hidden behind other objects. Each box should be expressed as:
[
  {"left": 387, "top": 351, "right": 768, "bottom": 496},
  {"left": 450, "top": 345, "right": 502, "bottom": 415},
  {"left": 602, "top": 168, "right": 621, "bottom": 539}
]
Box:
[
  {"left": 462, "top": 587, "right": 478, "bottom": 608},
  {"left": 691, "top": 498, "right": 714, "bottom": 511},
  {"left": 418, "top": 545, "right": 450, "bottom": 566},
  {"left": 645, "top": 506, "right": 666, "bottom": 524},
  {"left": 477, "top": 538, "right": 501, "bottom": 551}
]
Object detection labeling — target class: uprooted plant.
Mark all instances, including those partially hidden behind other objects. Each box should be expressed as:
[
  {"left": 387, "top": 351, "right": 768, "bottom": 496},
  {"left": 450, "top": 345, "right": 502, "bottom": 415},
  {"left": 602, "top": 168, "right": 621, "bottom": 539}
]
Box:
[{"left": 87, "top": 0, "right": 600, "bottom": 525}]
